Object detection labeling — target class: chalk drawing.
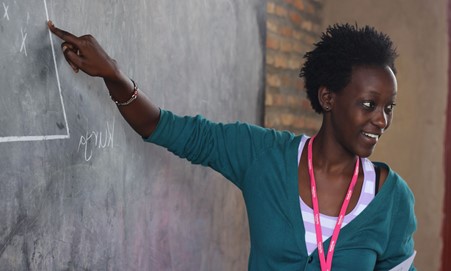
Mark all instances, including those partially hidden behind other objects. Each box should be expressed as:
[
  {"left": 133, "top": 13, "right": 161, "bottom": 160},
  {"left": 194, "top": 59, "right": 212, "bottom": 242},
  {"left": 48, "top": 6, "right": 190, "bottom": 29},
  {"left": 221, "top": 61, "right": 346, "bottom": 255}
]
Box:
[
  {"left": 2, "top": 2, "right": 9, "bottom": 20},
  {"left": 0, "top": 0, "right": 70, "bottom": 143},
  {"left": 19, "top": 27, "right": 27, "bottom": 56},
  {"left": 78, "top": 120, "right": 115, "bottom": 161}
]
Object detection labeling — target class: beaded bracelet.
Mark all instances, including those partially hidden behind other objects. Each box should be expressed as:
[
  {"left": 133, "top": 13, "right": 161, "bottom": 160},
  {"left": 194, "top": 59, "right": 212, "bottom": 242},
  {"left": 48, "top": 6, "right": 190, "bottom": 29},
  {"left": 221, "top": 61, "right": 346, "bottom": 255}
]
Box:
[{"left": 110, "top": 79, "right": 139, "bottom": 106}]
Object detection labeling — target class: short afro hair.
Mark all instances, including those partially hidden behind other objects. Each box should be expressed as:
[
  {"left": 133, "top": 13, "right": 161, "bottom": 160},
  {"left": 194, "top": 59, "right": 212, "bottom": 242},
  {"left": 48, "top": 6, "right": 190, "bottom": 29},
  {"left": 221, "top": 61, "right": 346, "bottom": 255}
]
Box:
[{"left": 299, "top": 23, "right": 398, "bottom": 114}]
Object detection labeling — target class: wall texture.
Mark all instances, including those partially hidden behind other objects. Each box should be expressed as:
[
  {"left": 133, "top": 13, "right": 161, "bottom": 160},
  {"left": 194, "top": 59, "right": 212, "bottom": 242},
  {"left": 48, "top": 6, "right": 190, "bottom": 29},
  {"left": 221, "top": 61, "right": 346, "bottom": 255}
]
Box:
[
  {"left": 321, "top": 1, "right": 448, "bottom": 270},
  {"left": 265, "top": 0, "right": 323, "bottom": 134}
]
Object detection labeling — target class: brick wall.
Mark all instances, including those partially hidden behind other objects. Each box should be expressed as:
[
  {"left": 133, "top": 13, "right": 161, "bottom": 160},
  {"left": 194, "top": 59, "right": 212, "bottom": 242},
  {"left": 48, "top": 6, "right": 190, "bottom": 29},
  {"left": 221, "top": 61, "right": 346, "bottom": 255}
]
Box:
[{"left": 265, "top": 0, "right": 324, "bottom": 135}]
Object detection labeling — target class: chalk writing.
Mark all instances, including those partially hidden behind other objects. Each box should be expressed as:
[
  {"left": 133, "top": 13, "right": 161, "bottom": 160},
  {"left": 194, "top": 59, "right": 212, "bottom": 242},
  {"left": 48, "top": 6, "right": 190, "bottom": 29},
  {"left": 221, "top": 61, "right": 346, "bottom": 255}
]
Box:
[
  {"left": 20, "top": 27, "right": 27, "bottom": 56},
  {"left": 78, "top": 120, "right": 115, "bottom": 162},
  {"left": 2, "top": 2, "right": 9, "bottom": 20}
]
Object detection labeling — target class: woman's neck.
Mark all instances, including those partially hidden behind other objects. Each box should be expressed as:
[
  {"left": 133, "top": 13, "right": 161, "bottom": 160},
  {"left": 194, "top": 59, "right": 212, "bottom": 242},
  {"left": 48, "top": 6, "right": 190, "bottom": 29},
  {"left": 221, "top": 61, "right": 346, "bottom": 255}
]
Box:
[{"left": 311, "top": 127, "right": 358, "bottom": 176}]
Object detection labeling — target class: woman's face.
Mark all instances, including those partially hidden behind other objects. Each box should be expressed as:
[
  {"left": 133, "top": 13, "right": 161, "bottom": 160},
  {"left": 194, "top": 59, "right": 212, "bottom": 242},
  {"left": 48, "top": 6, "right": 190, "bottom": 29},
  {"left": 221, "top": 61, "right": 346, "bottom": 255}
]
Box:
[{"left": 329, "top": 65, "right": 397, "bottom": 158}]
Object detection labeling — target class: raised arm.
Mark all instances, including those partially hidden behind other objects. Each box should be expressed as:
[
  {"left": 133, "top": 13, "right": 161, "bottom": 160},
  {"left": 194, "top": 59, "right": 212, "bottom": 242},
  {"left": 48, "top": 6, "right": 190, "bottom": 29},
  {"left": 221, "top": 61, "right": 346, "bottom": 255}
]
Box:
[{"left": 47, "top": 21, "right": 160, "bottom": 138}]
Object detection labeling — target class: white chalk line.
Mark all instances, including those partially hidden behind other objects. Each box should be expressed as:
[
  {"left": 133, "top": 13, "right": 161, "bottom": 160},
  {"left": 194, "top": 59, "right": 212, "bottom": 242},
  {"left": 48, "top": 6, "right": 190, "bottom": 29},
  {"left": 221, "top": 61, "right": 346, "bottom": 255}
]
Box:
[
  {"left": 3, "top": 2, "right": 9, "bottom": 21},
  {"left": 20, "top": 27, "right": 28, "bottom": 56},
  {"left": 44, "top": 0, "right": 70, "bottom": 138},
  {"left": 0, "top": 135, "right": 70, "bottom": 143}
]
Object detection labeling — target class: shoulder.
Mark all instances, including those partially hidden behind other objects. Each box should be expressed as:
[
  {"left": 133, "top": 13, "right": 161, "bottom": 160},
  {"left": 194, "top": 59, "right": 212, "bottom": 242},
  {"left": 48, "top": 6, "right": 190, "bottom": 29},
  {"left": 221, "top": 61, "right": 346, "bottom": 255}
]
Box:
[
  {"left": 373, "top": 162, "right": 415, "bottom": 203},
  {"left": 374, "top": 162, "right": 405, "bottom": 192}
]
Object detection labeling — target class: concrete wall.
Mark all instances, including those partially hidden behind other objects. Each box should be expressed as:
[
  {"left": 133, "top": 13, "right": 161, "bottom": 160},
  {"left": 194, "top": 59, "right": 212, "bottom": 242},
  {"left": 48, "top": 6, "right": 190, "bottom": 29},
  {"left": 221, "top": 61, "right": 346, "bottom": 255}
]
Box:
[{"left": 322, "top": 1, "right": 448, "bottom": 270}]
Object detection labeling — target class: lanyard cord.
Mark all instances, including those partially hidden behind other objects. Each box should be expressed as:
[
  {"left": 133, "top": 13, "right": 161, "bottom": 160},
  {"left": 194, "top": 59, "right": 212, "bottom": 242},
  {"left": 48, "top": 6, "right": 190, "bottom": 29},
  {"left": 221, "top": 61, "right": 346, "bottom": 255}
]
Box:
[{"left": 307, "top": 135, "right": 360, "bottom": 271}]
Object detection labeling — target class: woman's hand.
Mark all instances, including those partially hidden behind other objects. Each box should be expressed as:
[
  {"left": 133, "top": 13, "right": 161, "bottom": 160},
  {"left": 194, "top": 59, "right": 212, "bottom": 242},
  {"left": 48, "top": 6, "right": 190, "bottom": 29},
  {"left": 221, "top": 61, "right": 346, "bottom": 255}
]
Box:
[
  {"left": 47, "top": 21, "right": 120, "bottom": 80},
  {"left": 47, "top": 20, "right": 160, "bottom": 137}
]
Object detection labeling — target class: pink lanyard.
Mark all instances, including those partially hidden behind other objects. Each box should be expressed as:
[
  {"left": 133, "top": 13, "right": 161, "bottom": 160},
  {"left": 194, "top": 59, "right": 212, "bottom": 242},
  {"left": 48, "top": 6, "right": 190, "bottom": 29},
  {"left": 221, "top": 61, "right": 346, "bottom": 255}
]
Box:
[{"left": 307, "top": 135, "right": 359, "bottom": 271}]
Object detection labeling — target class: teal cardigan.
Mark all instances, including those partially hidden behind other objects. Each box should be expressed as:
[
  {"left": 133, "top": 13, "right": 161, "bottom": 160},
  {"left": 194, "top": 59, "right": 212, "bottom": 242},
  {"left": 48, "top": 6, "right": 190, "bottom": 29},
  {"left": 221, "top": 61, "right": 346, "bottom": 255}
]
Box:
[{"left": 145, "top": 110, "right": 417, "bottom": 271}]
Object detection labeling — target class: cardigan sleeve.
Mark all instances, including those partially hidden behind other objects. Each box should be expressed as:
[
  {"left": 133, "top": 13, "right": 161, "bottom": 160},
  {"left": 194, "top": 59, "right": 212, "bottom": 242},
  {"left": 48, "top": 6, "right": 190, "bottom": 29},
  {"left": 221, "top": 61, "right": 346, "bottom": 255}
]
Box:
[
  {"left": 143, "top": 109, "right": 283, "bottom": 189},
  {"left": 374, "top": 175, "right": 417, "bottom": 271}
]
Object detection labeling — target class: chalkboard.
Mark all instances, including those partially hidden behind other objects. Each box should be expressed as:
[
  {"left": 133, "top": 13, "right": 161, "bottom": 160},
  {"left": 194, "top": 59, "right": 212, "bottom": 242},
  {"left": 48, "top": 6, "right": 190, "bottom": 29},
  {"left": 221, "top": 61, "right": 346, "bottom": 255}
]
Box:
[
  {"left": 0, "top": 0, "right": 68, "bottom": 141},
  {"left": 0, "top": 1, "right": 265, "bottom": 270}
]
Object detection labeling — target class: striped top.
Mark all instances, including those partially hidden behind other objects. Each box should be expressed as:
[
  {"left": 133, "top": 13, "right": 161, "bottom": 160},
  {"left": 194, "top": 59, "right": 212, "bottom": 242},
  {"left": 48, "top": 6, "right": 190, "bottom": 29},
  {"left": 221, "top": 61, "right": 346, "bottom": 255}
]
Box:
[{"left": 297, "top": 136, "right": 376, "bottom": 255}]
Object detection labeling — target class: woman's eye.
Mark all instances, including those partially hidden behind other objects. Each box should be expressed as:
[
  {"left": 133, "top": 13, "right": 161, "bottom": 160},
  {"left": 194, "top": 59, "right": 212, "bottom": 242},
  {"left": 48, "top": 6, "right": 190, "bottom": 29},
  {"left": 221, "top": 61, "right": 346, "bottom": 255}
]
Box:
[
  {"left": 362, "top": 101, "right": 375, "bottom": 109},
  {"left": 386, "top": 103, "right": 397, "bottom": 113}
]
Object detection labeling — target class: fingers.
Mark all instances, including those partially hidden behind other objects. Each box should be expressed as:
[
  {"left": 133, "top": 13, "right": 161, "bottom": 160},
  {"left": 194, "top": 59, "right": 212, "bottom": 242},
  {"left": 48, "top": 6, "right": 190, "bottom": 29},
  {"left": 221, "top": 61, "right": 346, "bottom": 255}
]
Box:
[
  {"left": 48, "top": 21, "right": 82, "bottom": 73},
  {"left": 61, "top": 42, "right": 80, "bottom": 73},
  {"left": 47, "top": 20, "right": 117, "bottom": 78},
  {"left": 63, "top": 48, "right": 83, "bottom": 73},
  {"left": 47, "top": 20, "right": 81, "bottom": 47}
]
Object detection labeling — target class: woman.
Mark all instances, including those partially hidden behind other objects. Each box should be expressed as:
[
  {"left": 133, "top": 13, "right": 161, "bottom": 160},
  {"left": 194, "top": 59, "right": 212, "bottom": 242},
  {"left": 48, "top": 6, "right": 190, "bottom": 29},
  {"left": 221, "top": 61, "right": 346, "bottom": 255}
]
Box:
[{"left": 47, "top": 21, "right": 416, "bottom": 270}]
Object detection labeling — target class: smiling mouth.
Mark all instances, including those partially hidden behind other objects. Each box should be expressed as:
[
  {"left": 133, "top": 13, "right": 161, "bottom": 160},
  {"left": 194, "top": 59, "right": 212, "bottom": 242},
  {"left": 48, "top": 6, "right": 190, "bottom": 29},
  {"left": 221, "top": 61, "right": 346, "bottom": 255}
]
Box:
[{"left": 362, "top": 132, "right": 380, "bottom": 140}]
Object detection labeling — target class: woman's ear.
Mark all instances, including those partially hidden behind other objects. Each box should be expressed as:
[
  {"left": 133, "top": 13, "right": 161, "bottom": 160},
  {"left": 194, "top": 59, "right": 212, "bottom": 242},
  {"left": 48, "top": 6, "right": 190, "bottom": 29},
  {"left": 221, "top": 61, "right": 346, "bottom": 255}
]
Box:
[{"left": 318, "top": 86, "right": 335, "bottom": 112}]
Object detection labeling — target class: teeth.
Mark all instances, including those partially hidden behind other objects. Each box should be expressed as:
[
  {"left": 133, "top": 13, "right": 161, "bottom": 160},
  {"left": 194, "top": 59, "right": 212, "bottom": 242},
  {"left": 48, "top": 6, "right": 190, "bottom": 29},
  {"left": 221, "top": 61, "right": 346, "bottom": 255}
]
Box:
[{"left": 363, "top": 132, "right": 379, "bottom": 139}]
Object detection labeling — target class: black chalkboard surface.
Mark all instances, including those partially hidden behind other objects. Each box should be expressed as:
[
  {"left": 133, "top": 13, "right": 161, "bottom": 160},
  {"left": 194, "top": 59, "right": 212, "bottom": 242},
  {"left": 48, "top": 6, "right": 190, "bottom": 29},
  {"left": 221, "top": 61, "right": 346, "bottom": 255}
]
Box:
[{"left": 0, "top": 1, "right": 265, "bottom": 270}]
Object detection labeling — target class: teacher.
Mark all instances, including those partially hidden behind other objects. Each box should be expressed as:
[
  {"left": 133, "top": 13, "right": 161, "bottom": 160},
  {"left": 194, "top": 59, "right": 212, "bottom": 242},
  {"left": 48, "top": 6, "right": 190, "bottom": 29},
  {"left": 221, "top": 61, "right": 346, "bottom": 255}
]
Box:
[{"left": 48, "top": 21, "right": 416, "bottom": 270}]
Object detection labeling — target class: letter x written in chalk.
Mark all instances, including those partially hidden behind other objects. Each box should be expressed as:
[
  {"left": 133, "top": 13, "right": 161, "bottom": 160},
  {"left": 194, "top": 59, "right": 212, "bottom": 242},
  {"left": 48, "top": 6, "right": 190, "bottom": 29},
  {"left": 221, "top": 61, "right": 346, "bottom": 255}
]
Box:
[
  {"left": 3, "top": 2, "right": 9, "bottom": 20},
  {"left": 20, "top": 28, "right": 27, "bottom": 56}
]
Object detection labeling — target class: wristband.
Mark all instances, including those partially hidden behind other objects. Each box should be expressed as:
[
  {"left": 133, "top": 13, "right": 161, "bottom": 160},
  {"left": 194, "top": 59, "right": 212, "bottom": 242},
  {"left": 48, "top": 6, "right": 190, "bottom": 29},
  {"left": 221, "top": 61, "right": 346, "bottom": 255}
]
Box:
[{"left": 110, "top": 79, "right": 139, "bottom": 106}]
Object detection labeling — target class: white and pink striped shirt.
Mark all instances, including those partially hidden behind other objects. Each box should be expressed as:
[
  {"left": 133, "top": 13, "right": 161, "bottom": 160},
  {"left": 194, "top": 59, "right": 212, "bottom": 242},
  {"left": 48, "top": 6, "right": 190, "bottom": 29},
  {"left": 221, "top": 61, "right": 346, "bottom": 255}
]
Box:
[{"left": 298, "top": 136, "right": 376, "bottom": 255}]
